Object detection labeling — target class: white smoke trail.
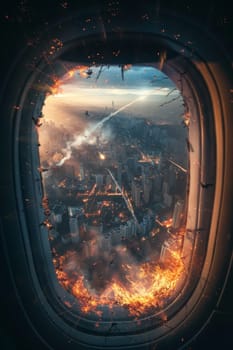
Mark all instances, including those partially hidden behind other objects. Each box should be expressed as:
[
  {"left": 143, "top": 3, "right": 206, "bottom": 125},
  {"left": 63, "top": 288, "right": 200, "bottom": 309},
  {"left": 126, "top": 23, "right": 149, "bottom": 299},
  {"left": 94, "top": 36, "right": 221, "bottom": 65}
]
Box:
[
  {"left": 56, "top": 95, "right": 146, "bottom": 167},
  {"left": 56, "top": 141, "right": 73, "bottom": 166},
  {"left": 87, "top": 95, "right": 146, "bottom": 134}
]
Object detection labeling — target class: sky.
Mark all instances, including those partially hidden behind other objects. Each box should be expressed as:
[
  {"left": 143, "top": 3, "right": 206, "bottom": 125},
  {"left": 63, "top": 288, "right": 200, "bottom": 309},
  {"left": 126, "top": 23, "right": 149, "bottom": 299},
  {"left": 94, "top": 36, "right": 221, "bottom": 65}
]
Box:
[
  {"left": 40, "top": 65, "right": 185, "bottom": 166},
  {"left": 43, "top": 65, "right": 184, "bottom": 126}
]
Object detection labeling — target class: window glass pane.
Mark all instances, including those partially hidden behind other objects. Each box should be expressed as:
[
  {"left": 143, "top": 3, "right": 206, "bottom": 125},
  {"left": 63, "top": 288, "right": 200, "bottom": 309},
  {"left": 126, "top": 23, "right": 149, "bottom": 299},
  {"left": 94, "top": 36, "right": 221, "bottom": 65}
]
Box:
[{"left": 39, "top": 64, "right": 188, "bottom": 319}]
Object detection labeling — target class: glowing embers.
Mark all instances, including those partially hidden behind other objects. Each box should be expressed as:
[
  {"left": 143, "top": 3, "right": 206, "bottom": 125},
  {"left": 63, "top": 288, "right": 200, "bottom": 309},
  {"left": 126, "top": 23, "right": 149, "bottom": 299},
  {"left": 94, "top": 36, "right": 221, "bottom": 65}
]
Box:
[{"left": 39, "top": 64, "right": 188, "bottom": 319}]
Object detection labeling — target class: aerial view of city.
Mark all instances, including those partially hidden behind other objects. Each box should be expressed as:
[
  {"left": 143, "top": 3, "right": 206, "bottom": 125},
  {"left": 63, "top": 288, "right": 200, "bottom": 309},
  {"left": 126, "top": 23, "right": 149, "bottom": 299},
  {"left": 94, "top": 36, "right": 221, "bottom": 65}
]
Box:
[{"left": 39, "top": 64, "right": 189, "bottom": 319}]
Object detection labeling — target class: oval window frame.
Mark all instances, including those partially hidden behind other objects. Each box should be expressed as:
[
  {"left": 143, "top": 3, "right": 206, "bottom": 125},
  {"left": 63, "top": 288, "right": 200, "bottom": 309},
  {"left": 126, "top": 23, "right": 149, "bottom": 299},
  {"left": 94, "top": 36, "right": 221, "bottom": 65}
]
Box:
[{"left": 1, "top": 8, "right": 232, "bottom": 350}]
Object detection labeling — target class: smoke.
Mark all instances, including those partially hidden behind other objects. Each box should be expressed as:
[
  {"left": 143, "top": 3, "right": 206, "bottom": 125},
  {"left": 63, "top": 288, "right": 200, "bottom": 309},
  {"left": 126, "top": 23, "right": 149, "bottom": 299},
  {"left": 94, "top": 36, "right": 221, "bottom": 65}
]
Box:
[
  {"left": 57, "top": 240, "right": 148, "bottom": 294},
  {"left": 56, "top": 95, "right": 146, "bottom": 167},
  {"left": 56, "top": 142, "right": 73, "bottom": 166}
]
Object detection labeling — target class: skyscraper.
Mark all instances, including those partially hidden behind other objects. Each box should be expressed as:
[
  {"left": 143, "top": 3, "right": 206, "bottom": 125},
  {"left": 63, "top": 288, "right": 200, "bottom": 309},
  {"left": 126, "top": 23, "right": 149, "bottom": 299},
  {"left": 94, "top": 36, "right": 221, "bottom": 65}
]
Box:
[
  {"left": 142, "top": 175, "right": 152, "bottom": 204},
  {"left": 79, "top": 163, "right": 85, "bottom": 181},
  {"left": 69, "top": 217, "right": 80, "bottom": 243},
  {"left": 95, "top": 174, "right": 104, "bottom": 189},
  {"left": 132, "top": 180, "right": 141, "bottom": 208},
  {"left": 172, "top": 200, "right": 184, "bottom": 229}
]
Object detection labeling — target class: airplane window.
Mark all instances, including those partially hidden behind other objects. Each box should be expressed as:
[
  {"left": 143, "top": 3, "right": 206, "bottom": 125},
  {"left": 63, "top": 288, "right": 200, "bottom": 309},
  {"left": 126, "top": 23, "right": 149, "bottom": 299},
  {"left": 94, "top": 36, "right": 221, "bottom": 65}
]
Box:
[
  {"left": 5, "top": 4, "right": 229, "bottom": 348},
  {"left": 38, "top": 64, "right": 190, "bottom": 321}
]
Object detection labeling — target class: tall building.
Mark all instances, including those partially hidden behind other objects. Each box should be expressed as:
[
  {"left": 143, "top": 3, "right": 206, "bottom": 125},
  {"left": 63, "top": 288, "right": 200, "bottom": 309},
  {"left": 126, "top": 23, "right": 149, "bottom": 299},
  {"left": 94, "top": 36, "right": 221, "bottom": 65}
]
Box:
[
  {"left": 120, "top": 219, "right": 137, "bottom": 240},
  {"left": 127, "top": 156, "right": 136, "bottom": 174},
  {"left": 96, "top": 135, "right": 100, "bottom": 148},
  {"left": 160, "top": 238, "right": 181, "bottom": 262},
  {"left": 162, "top": 181, "right": 173, "bottom": 207},
  {"left": 95, "top": 174, "right": 104, "bottom": 189},
  {"left": 89, "top": 239, "right": 99, "bottom": 256},
  {"left": 168, "top": 165, "right": 176, "bottom": 192},
  {"left": 128, "top": 219, "right": 137, "bottom": 237},
  {"left": 51, "top": 204, "right": 65, "bottom": 224},
  {"left": 82, "top": 239, "right": 99, "bottom": 258},
  {"left": 120, "top": 224, "right": 128, "bottom": 240},
  {"left": 82, "top": 241, "right": 91, "bottom": 258},
  {"left": 162, "top": 181, "right": 169, "bottom": 195},
  {"left": 172, "top": 200, "right": 184, "bottom": 229},
  {"left": 106, "top": 174, "right": 116, "bottom": 192},
  {"left": 79, "top": 163, "right": 85, "bottom": 181},
  {"left": 132, "top": 180, "right": 141, "bottom": 208},
  {"left": 51, "top": 205, "right": 70, "bottom": 238},
  {"left": 142, "top": 175, "right": 152, "bottom": 204},
  {"left": 117, "top": 162, "right": 122, "bottom": 186},
  {"left": 63, "top": 164, "right": 75, "bottom": 179},
  {"left": 68, "top": 206, "right": 83, "bottom": 217},
  {"left": 110, "top": 228, "right": 121, "bottom": 245},
  {"left": 69, "top": 217, "right": 80, "bottom": 243},
  {"left": 61, "top": 234, "right": 71, "bottom": 244},
  {"left": 140, "top": 214, "right": 154, "bottom": 236},
  {"left": 99, "top": 236, "right": 111, "bottom": 251}
]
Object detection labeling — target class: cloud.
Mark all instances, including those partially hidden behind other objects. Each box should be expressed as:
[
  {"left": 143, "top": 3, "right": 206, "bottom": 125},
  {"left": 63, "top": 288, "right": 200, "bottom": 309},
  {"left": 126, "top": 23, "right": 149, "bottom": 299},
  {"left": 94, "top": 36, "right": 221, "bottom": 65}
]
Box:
[
  {"left": 39, "top": 65, "right": 184, "bottom": 165},
  {"left": 53, "top": 86, "right": 173, "bottom": 98}
]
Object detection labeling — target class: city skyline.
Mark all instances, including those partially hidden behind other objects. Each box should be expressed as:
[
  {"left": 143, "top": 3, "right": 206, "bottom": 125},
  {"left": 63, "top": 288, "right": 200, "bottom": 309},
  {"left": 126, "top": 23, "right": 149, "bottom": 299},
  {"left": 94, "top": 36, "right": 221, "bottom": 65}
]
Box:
[{"left": 39, "top": 64, "right": 189, "bottom": 318}]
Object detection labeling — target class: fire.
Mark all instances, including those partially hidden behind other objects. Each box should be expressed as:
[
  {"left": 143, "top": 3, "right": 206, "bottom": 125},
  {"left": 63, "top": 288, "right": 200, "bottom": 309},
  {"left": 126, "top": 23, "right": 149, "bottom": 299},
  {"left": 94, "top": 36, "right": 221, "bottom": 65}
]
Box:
[
  {"left": 183, "top": 113, "right": 190, "bottom": 127},
  {"left": 78, "top": 66, "right": 90, "bottom": 79},
  {"left": 58, "top": 179, "right": 67, "bottom": 188},
  {"left": 99, "top": 152, "right": 106, "bottom": 160},
  {"left": 55, "top": 251, "right": 184, "bottom": 318},
  {"left": 156, "top": 217, "right": 173, "bottom": 228},
  {"left": 48, "top": 65, "right": 90, "bottom": 96},
  {"left": 43, "top": 219, "right": 53, "bottom": 230},
  {"left": 49, "top": 77, "right": 63, "bottom": 95},
  {"left": 163, "top": 218, "right": 173, "bottom": 228},
  {"left": 67, "top": 69, "right": 75, "bottom": 78},
  {"left": 42, "top": 196, "right": 51, "bottom": 216}
]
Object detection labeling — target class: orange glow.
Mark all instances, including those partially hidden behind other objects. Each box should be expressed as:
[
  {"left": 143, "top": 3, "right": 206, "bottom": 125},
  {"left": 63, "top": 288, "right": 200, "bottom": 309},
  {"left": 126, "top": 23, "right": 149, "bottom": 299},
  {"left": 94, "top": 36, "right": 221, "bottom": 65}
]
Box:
[
  {"left": 49, "top": 77, "right": 62, "bottom": 95},
  {"left": 78, "top": 66, "right": 90, "bottom": 79},
  {"left": 99, "top": 152, "right": 106, "bottom": 160},
  {"left": 156, "top": 217, "right": 173, "bottom": 228},
  {"left": 123, "top": 64, "right": 132, "bottom": 71},
  {"left": 154, "top": 156, "right": 160, "bottom": 164},
  {"left": 58, "top": 179, "right": 67, "bottom": 188},
  {"left": 183, "top": 112, "right": 190, "bottom": 127},
  {"left": 67, "top": 70, "right": 75, "bottom": 78},
  {"left": 164, "top": 218, "right": 173, "bottom": 228},
  {"left": 55, "top": 251, "right": 184, "bottom": 317},
  {"left": 42, "top": 196, "right": 51, "bottom": 217},
  {"left": 43, "top": 219, "right": 53, "bottom": 230},
  {"left": 48, "top": 65, "right": 90, "bottom": 96},
  {"left": 118, "top": 212, "right": 126, "bottom": 219}
]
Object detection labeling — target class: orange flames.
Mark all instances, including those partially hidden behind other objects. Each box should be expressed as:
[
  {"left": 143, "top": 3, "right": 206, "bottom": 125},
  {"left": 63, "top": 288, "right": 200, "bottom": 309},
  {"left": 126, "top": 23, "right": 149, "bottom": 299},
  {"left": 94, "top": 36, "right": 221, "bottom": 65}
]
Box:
[
  {"left": 48, "top": 65, "right": 90, "bottom": 95},
  {"left": 49, "top": 77, "right": 62, "bottom": 95},
  {"left": 55, "top": 251, "right": 184, "bottom": 318},
  {"left": 156, "top": 217, "right": 173, "bottom": 228},
  {"left": 162, "top": 218, "right": 173, "bottom": 228}
]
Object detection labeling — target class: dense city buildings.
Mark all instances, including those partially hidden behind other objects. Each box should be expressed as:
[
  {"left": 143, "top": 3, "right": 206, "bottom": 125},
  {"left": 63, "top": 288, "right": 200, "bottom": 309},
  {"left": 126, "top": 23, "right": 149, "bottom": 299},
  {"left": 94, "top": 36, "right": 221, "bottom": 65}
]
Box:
[
  {"left": 39, "top": 65, "right": 189, "bottom": 313},
  {"left": 42, "top": 112, "right": 188, "bottom": 273}
]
